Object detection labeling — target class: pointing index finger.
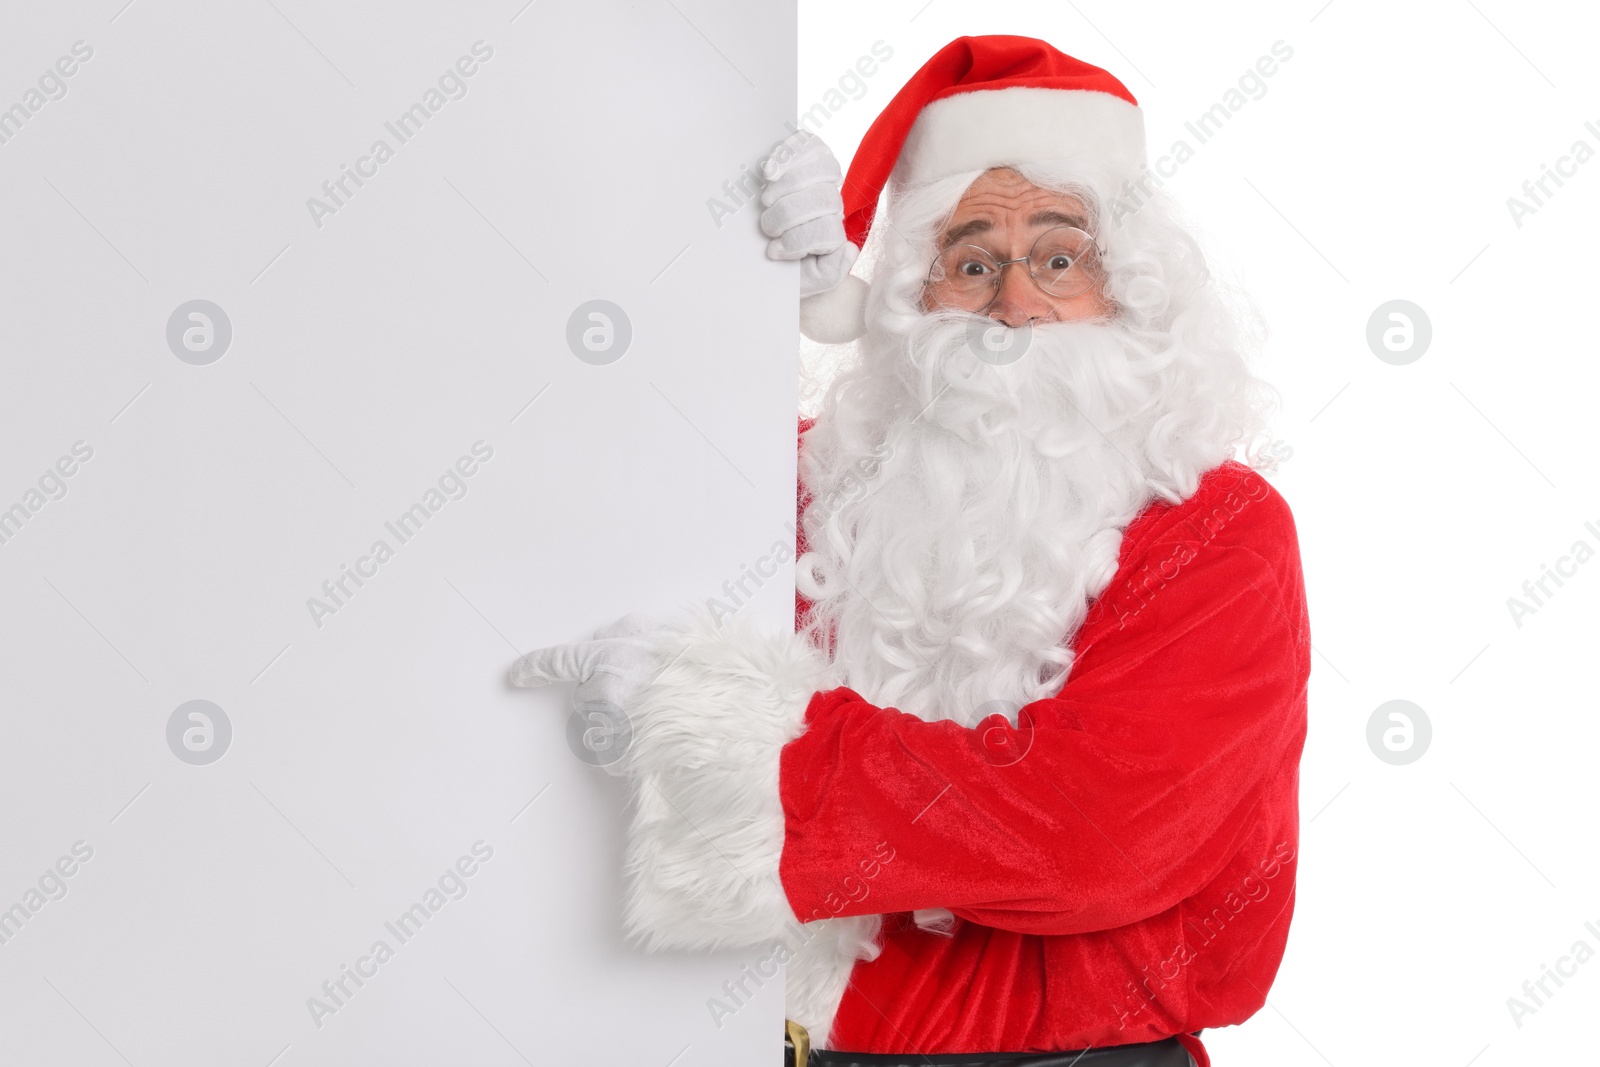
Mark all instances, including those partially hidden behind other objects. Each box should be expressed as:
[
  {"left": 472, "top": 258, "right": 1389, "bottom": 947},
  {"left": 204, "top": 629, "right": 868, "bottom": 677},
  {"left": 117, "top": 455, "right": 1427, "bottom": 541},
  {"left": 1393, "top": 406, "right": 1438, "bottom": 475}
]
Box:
[{"left": 508, "top": 639, "right": 602, "bottom": 688}]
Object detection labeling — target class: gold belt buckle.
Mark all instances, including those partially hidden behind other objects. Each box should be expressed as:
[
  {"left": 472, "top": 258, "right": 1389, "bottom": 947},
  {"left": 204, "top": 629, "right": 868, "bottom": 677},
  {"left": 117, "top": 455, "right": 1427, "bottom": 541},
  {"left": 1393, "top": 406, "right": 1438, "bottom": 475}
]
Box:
[{"left": 785, "top": 1019, "right": 811, "bottom": 1065}]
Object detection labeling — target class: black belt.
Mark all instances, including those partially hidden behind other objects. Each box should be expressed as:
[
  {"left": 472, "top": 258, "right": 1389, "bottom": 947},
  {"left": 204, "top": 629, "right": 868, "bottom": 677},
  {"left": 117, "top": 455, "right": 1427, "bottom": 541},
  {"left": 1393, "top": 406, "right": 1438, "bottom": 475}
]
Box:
[{"left": 785, "top": 1030, "right": 1195, "bottom": 1067}]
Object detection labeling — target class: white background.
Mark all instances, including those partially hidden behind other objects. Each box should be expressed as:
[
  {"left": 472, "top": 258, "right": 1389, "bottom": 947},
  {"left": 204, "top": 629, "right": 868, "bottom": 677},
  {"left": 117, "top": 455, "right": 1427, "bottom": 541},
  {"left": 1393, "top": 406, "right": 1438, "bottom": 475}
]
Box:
[
  {"left": 800, "top": 2, "right": 1600, "bottom": 1065},
  {"left": 4, "top": 2, "right": 1597, "bottom": 1065},
  {"left": 0, "top": 1, "right": 797, "bottom": 1065}
]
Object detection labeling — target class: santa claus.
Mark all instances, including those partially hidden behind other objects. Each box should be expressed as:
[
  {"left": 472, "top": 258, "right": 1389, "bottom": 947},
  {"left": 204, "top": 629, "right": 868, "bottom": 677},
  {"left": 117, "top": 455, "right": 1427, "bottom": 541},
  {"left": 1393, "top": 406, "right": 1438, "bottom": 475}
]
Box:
[{"left": 511, "top": 36, "right": 1310, "bottom": 1067}]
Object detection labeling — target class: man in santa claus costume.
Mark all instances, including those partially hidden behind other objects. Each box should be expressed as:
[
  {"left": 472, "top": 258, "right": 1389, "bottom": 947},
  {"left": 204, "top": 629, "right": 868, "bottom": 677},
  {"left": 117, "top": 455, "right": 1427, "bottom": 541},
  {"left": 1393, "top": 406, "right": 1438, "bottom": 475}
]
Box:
[{"left": 511, "top": 36, "right": 1310, "bottom": 1067}]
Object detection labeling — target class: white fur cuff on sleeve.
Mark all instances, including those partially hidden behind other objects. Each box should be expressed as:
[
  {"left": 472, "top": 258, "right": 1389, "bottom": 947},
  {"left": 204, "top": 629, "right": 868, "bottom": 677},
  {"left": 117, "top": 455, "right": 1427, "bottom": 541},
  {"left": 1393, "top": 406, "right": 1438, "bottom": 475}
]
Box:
[{"left": 620, "top": 606, "right": 835, "bottom": 952}]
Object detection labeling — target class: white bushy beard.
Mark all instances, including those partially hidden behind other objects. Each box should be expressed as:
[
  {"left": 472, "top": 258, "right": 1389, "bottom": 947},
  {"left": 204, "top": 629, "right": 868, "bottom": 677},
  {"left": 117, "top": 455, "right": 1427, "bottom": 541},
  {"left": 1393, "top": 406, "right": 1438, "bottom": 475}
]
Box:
[{"left": 798, "top": 313, "right": 1207, "bottom": 726}]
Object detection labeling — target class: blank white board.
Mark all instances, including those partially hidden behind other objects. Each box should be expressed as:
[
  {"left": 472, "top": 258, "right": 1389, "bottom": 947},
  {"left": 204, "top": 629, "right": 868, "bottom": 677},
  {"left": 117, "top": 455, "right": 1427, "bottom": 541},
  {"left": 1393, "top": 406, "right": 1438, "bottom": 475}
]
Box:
[{"left": 0, "top": 1, "right": 798, "bottom": 1064}]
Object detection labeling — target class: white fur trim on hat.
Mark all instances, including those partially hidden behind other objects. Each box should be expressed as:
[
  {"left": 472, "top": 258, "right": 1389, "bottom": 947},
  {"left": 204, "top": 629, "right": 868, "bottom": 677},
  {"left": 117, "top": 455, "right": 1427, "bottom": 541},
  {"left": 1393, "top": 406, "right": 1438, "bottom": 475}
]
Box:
[{"left": 891, "top": 86, "right": 1146, "bottom": 186}]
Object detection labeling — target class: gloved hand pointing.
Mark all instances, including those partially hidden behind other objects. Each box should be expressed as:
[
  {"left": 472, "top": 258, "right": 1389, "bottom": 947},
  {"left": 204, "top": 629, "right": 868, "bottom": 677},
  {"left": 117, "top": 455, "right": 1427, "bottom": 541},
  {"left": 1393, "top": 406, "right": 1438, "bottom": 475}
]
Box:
[{"left": 509, "top": 613, "right": 667, "bottom": 777}]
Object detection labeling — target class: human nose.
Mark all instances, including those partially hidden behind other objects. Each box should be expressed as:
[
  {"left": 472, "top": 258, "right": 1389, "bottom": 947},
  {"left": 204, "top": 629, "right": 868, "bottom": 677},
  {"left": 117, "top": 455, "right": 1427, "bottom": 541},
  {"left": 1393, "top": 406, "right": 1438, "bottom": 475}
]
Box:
[{"left": 985, "top": 259, "right": 1055, "bottom": 328}]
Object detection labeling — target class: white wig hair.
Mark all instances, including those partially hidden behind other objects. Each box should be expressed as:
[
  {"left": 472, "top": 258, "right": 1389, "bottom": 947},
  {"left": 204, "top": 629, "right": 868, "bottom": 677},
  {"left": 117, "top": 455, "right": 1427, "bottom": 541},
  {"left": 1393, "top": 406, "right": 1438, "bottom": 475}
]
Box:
[
  {"left": 856, "top": 158, "right": 1277, "bottom": 489},
  {"left": 796, "top": 160, "right": 1279, "bottom": 721}
]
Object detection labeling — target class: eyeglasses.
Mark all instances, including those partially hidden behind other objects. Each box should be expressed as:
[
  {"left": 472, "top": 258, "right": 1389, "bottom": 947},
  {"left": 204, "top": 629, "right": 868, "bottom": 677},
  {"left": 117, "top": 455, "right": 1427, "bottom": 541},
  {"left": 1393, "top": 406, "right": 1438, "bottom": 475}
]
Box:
[{"left": 924, "top": 226, "right": 1105, "bottom": 312}]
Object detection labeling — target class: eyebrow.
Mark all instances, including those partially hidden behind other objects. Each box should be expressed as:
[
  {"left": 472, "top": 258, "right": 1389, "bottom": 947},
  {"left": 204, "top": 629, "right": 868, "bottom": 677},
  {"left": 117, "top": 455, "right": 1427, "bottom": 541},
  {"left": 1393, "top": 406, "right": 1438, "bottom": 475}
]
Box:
[{"left": 941, "top": 209, "right": 1090, "bottom": 248}]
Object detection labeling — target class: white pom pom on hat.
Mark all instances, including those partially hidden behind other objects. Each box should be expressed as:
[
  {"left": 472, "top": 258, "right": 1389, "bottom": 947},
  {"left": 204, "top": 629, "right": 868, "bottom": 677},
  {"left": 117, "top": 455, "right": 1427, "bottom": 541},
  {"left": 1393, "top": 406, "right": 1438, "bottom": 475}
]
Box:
[{"left": 800, "top": 275, "right": 871, "bottom": 344}]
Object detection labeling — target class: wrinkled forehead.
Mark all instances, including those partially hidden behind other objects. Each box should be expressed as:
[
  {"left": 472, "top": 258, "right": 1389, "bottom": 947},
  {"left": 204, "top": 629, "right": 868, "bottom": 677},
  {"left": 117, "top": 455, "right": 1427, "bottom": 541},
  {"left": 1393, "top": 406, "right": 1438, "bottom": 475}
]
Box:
[{"left": 940, "top": 167, "right": 1093, "bottom": 245}]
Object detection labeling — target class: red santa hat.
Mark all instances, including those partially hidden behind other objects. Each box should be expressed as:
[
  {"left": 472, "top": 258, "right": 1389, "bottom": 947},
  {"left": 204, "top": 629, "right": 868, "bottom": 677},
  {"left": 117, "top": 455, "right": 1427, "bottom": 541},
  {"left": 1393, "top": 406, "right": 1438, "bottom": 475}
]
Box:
[{"left": 800, "top": 35, "right": 1147, "bottom": 344}]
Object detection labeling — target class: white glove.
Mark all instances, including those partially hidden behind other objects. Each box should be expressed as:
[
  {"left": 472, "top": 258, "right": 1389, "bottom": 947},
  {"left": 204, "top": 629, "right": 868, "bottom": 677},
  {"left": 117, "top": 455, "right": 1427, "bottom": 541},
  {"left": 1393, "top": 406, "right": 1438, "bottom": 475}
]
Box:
[
  {"left": 759, "top": 131, "right": 859, "bottom": 298},
  {"left": 508, "top": 613, "right": 666, "bottom": 777},
  {"left": 913, "top": 907, "right": 958, "bottom": 936}
]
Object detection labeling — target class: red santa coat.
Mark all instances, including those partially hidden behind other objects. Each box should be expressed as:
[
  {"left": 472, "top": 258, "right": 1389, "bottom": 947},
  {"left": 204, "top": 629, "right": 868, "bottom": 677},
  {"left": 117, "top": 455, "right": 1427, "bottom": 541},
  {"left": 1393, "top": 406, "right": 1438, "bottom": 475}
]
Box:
[{"left": 779, "top": 419, "right": 1311, "bottom": 1062}]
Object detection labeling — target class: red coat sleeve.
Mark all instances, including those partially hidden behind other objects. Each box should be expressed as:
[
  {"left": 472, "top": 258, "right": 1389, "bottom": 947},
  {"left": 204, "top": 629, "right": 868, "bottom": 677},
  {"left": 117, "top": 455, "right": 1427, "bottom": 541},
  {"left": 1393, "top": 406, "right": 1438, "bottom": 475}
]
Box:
[{"left": 778, "top": 462, "right": 1310, "bottom": 937}]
